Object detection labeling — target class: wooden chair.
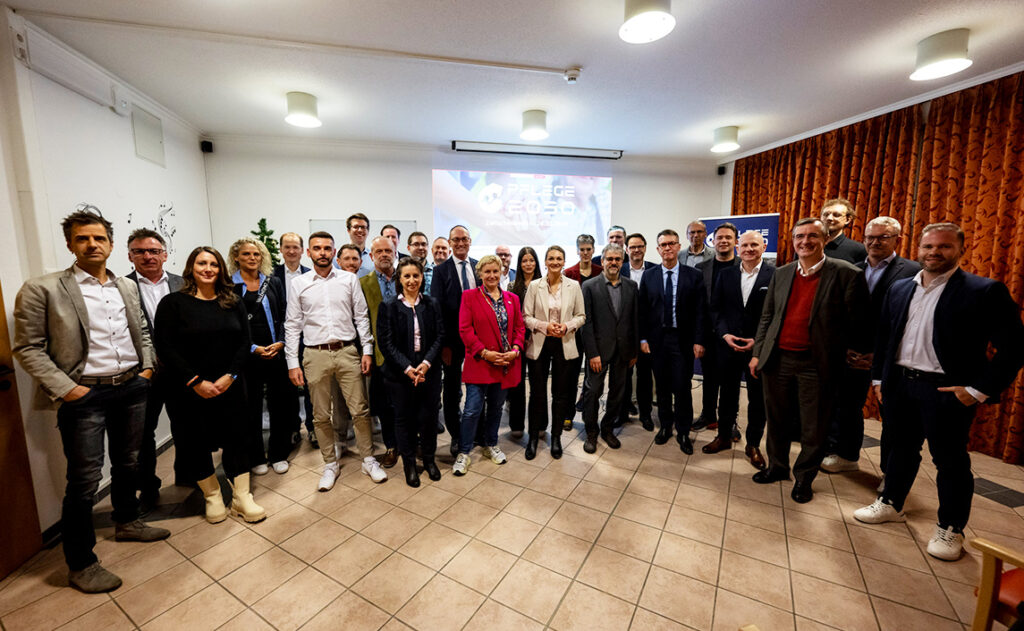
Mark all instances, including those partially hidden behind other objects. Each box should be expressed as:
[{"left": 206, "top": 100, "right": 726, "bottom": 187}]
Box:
[{"left": 971, "top": 538, "right": 1024, "bottom": 631}]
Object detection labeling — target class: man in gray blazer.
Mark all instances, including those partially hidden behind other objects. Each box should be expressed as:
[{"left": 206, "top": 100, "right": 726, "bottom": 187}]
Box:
[
  {"left": 580, "top": 244, "right": 639, "bottom": 453},
  {"left": 125, "top": 228, "right": 184, "bottom": 508},
  {"left": 13, "top": 211, "right": 169, "bottom": 594}
]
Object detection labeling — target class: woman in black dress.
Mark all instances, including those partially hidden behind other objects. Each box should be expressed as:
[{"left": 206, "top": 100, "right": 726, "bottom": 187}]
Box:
[
  {"left": 506, "top": 247, "right": 539, "bottom": 439},
  {"left": 154, "top": 246, "right": 266, "bottom": 523},
  {"left": 377, "top": 258, "right": 444, "bottom": 487}
]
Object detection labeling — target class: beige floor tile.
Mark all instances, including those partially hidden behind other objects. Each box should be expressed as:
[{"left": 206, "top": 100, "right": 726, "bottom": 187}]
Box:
[
  {"left": 727, "top": 495, "right": 785, "bottom": 534},
  {"left": 466, "top": 477, "right": 524, "bottom": 509},
  {"left": 664, "top": 504, "right": 726, "bottom": 546},
  {"left": 366, "top": 477, "right": 423, "bottom": 506},
  {"left": 937, "top": 577, "right": 978, "bottom": 624},
  {"left": 598, "top": 447, "right": 645, "bottom": 471},
  {"left": 673, "top": 482, "right": 729, "bottom": 517},
  {"left": 730, "top": 473, "right": 786, "bottom": 507},
  {"left": 441, "top": 539, "right": 518, "bottom": 594},
  {"left": 626, "top": 472, "right": 680, "bottom": 503},
  {"left": 431, "top": 469, "right": 487, "bottom": 496},
  {"left": 577, "top": 545, "right": 651, "bottom": 603},
  {"left": 639, "top": 565, "right": 716, "bottom": 630},
  {"left": 0, "top": 559, "right": 66, "bottom": 617},
  {"left": 870, "top": 596, "right": 964, "bottom": 631},
  {"left": 784, "top": 510, "right": 853, "bottom": 551},
  {"left": 301, "top": 590, "right": 391, "bottom": 631},
  {"left": 504, "top": 488, "right": 564, "bottom": 524},
  {"left": 312, "top": 533, "right": 392, "bottom": 587},
  {"left": 106, "top": 540, "right": 186, "bottom": 591},
  {"left": 219, "top": 547, "right": 305, "bottom": 605},
  {"left": 584, "top": 462, "right": 635, "bottom": 490},
  {"left": 595, "top": 515, "right": 662, "bottom": 562},
  {"left": 115, "top": 560, "right": 213, "bottom": 625},
  {"left": 363, "top": 507, "right": 429, "bottom": 549},
  {"left": 530, "top": 469, "right": 582, "bottom": 499},
  {"left": 638, "top": 455, "right": 686, "bottom": 482},
  {"left": 653, "top": 531, "right": 721, "bottom": 584},
  {"left": 398, "top": 485, "right": 461, "bottom": 520},
  {"left": 53, "top": 600, "right": 133, "bottom": 631},
  {"left": 847, "top": 523, "right": 929, "bottom": 571},
  {"left": 791, "top": 573, "right": 879, "bottom": 631},
  {"left": 547, "top": 502, "right": 610, "bottom": 542},
  {"left": 166, "top": 518, "right": 246, "bottom": 558},
  {"left": 566, "top": 480, "right": 624, "bottom": 513},
  {"left": 476, "top": 511, "right": 543, "bottom": 555},
  {"left": 788, "top": 538, "right": 864, "bottom": 590},
  {"left": 681, "top": 463, "right": 732, "bottom": 494},
  {"left": 246, "top": 502, "right": 323, "bottom": 544},
  {"left": 380, "top": 617, "right": 414, "bottom": 630},
  {"left": 630, "top": 606, "right": 690, "bottom": 630},
  {"left": 550, "top": 580, "right": 637, "bottom": 631},
  {"left": 246, "top": 487, "right": 294, "bottom": 518},
  {"left": 398, "top": 522, "right": 471, "bottom": 570},
  {"left": 522, "top": 528, "right": 592, "bottom": 577},
  {"left": 925, "top": 546, "right": 983, "bottom": 586},
  {"left": 279, "top": 517, "right": 355, "bottom": 563},
  {"left": 435, "top": 497, "right": 500, "bottom": 536},
  {"left": 296, "top": 483, "right": 362, "bottom": 516},
  {"left": 491, "top": 459, "right": 545, "bottom": 486},
  {"left": 718, "top": 550, "right": 792, "bottom": 611},
  {"left": 781, "top": 488, "right": 846, "bottom": 522},
  {"left": 142, "top": 583, "right": 245, "bottom": 631},
  {"left": 712, "top": 588, "right": 796, "bottom": 631},
  {"left": 252, "top": 566, "right": 343, "bottom": 630},
  {"left": 723, "top": 520, "right": 789, "bottom": 568},
  {"left": 327, "top": 494, "right": 392, "bottom": 531},
  {"left": 0, "top": 587, "right": 107, "bottom": 631},
  {"left": 266, "top": 469, "right": 322, "bottom": 501},
  {"left": 191, "top": 529, "right": 273, "bottom": 580},
  {"left": 614, "top": 492, "right": 672, "bottom": 528},
  {"left": 836, "top": 498, "right": 914, "bottom": 539},
  {"left": 545, "top": 454, "right": 595, "bottom": 479},
  {"left": 463, "top": 599, "right": 545, "bottom": 631},
  {"left": 858, "top": 557, "right": 956, "bottom": 620},
  {"left": 397, "top": 573, "right": 486, "bottom": 629},
  {"left": 794, "top": 616, "right": 841, "bottom": 631},
  {"left": 351, "top": 553, "right": 435, "bottom": 614},
  {"left": 491, "top": 558, "right": 571, "bottom": 623}
]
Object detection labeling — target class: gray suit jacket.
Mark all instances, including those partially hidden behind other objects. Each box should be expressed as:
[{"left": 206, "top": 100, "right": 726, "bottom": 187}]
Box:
[
  {"left": 580, "top": 275, "right": 639, "bottom": 363},
  {"left": 13, "top": 266, "right": 156, "bottom": 407}
]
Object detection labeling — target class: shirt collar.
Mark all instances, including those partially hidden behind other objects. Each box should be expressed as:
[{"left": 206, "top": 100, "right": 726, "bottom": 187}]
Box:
[
  {"left": 867, "top": 252, "right": 897, "bottom": 269},
  {"left": 603, "top": 272, "right": 621, "bottom": 286},
  {"left": 231, "top": 270, "right": 265, "bottom": 284},
  {"left": 687, "top": 245, "right": 706, "bottom": 256},
  {"left": 74, "top": 264, "right": 116, "bottom": 285},
  {"left": 741, "top": 259, "right": 763, "bottom": 276},
  {"left": 797, "top": 254, "right": 826, "bottom": 277},
  {"left": 136, "top": 270, "right": 168, "bottom": 285},
  {"left": 399, "top": 293, "right": 421, "bottom": 307},
  {"left": 913, "top": 266, "right": 957, "bottom": 289},
  {"left": 662, "top": 260, "right": 680, "bottom": 275}
]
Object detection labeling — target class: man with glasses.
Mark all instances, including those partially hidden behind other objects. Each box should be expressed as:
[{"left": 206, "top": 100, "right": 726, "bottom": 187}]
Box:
[
  {"left": 591, "top": 225, "right": 627, "bottom": 265},
  {"left": 623, "top": 233, "right": 656, "bottom": 430},
  {"left": 346, "top": 213, "right": 374, "bottom": 277},
  {"left": 407, "top": 231, "right": 433, "bottom": 294},
  {"left": 683, "top": 221, "right": 714, "bottom": 268}
]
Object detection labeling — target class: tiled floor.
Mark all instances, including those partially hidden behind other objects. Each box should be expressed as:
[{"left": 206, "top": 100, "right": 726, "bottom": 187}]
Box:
[{"left": 3, "top": 386, "right": 1024, "bottom": 631}]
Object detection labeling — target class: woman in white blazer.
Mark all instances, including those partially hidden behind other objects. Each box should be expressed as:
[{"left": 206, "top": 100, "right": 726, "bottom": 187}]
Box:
[{"left": 522, "top": 245, "right": 586, "bottom": 460}]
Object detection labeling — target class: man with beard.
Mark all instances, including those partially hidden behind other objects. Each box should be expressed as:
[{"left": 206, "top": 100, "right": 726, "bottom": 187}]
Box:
[{"left": 360, "top": 236, "right": 400, "bottom": 468}]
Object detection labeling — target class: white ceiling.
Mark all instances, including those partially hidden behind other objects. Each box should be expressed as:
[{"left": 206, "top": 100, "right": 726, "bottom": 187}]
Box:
[{"left": 9, "top": 0, "right": 1024, "bottom": 160}]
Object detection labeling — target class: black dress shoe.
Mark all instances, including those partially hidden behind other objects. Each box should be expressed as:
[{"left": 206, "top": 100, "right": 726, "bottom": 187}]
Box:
[
  {"left": 525, "top": 435, "right": 538, "bottom": 460},
  {"left": 583, "top": 435, "right": 598, "bottom": 454},
  {"left": 752, "top": 468, "right": 790, "bottom": 484},
  {"left": 791, "top": 481, "right": 813, "bottom": 504},
  {"left": 640, "top": 416, "right": 654, "bottom": 431},
  {"left": 422, "top": 458, "right": 441, "bottom": 481},
  {"left": 550, "top": 435, "right": 563, "bottom": 459},
  {"left": 628, "top": 403, "right": 639, "bottom": 415},
  {"left": 601, "top": 431, "right": 621, "bottom": 449},
  {"left": 679, "top": 436, "right": 693, "bottom": 455},
  {"left": 654, "top": 428, "right": 673, "bottom": 445},
  {"left": 403, "top": 460, "right": 420, "bottom": 488},
  {"left": 691, "top": 414, "right": 715, "bottom": 431}
]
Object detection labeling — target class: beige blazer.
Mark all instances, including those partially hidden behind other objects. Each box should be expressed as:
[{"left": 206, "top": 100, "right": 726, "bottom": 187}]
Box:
[
  {"left": 522, "top": 275, "right": 586, "bottom": 360},
  {"left": 13, "top": 265, "right": 156, "bottom": 408}
]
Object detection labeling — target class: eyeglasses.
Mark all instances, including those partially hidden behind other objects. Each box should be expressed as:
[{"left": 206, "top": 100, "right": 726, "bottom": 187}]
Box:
[
  {"left": 658, "top": 241, "right": 680, "bottom": 248},
  {"left": 449, "top": 237, "right": 470, "bottom": 244},
  {"left": 350, "top": 225, "right": 368, "bottom": 232},
  {"left": 130, "top": 248, "right": 164, "bottom": 256},
  {"left": 627, "top": 245, "right": 645, "bottom": 250},
  {"left": 864, "top": 234, "right": 897, "bottom": 243}
]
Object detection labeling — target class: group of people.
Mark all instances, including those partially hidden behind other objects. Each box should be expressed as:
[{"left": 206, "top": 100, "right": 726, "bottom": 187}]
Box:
[{"left": 12, "top": 200, "right": 1023, "bottom": 594}]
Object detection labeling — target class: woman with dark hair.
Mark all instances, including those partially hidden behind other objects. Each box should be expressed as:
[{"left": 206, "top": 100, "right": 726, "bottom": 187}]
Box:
[
  {"left": 377, "top": 257, "right": 445, "bottom": 487},
  {"left": 154, "top": 247, "right": 266, "bottom": 524},
  {"left": 228, "top": 237, "right": 295, "bottom": 476},
  {"left": 507, "top": 247, "right": 539, "bottom": 439}
]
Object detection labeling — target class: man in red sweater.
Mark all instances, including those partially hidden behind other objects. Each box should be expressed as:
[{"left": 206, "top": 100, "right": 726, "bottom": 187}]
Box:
[{"left": 748, "top": 218, "right": 869, "bottom": 503}]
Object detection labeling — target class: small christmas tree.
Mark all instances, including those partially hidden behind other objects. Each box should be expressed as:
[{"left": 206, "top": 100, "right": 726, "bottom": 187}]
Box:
[{"left": 251, "top": 218, "right": 281, "bottom": 266}]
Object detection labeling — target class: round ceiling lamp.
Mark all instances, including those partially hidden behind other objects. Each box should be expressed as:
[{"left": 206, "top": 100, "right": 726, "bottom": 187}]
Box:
[
  {"left": 711, "top": 126, "right": 740, "bottom": 153},
  {"left": 285, "top": 91, "right": 322, "bottom": 128},
  {"left": 520, "top": 109, "right": 549, "bottom": 141},
  {"left": 910, "top": 29, "right": 973, "bottom": 81},
  {"left": 619, "top": 0, "right": 676, "bottom": 44}
]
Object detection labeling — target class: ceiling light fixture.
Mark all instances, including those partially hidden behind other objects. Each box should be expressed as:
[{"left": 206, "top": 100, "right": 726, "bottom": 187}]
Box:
[
  {"left": 285, "top": 91, "right": 322, "bottom": 128},
  {"left": 711, "top": 126, "right": 740, "bottom": 153},
  {"left": 619, "top": 0, "right": 676, "bottom": 44},
  {"left": 520, "top": 109, "right": 549, "bottom": 141},
  {"left": 910, "top": 28, "right": 973, "bottom": 81}
]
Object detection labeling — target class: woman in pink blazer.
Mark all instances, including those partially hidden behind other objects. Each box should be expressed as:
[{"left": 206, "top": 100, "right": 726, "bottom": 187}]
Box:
[{"left": 453, "top": 255, "right": 525, "bottom": 475}]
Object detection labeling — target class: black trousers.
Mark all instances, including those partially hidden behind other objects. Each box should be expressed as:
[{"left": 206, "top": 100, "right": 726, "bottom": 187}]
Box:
[
  {"left": 625, "top": 351, "right": 654, "bottom": 420},
  {"left": 699, "top": 343, "right": 720, "bottom": 422},
  {"left": 369, "top": 365, "right": 397, "bottom": 449},
  {"left": 506, "top": 356, "right": 527, "bottom": 433},
  {"left": 716, "top": 346, "right": 766, "bottom": 446},
  {"left": 441, "top": 343, "right": 466, "bottom": 443},
  {"left": 528, "top": 337, "right": 576, "bottom": 436},
  {"left": 762, "top": 350, "right": 834, "bottom": 485},
  {"left": 651, "top": 333, "right": 694, "bottom": 436},
  {"left": 176, "top": 382, "right": 249, "bottom": 481},
  {"left": 827, "top": 365, "right": 872, "bottom": 461},
  {"left": 583, "top": 353, "right": 630, "bottom": 436},
  {"left": 881, "top": 371, "right": 976, "bottom": 531},
  {"left": 245, "top": 353, "right": 300, "bottom": 465},
  {"left": 390, "top": 363, "right": 442, "bottom": 460},
  {"left": 138, "top": 370, "right": 170, "bottom": 494}
]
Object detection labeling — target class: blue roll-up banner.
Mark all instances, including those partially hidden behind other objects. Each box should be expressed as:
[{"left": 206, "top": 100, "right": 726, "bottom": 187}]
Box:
[{"left": 699, "top": 213, "right": 781, "bottom": 263}]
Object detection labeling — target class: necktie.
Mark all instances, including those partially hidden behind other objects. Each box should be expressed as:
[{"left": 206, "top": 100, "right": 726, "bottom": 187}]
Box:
[
  {"left": 664, "top": 270, "right": 674, "bottom": 328},
  {"left": 460, "top": 260, "right": 470, "bottom": 290}
]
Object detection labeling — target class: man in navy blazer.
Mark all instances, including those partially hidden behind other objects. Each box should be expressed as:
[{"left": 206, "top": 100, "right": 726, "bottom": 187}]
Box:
[
  {"left": 274, "top": 233, "right": 314, "bottom": 444},
  {"left": 623, "top": 233, "right": 657, "bottom": 429},
  {"left": 706, "top": 231, "right": 775, "bottom": 470},
  {"left": 638, "top": 228, "right": 708, "bottom": 454},
  {"left": 854, "top": 222, "right": 1024, "bottom": 561},
  {"left": 430, "top": 225, "right": 479, "bottom": 452}
]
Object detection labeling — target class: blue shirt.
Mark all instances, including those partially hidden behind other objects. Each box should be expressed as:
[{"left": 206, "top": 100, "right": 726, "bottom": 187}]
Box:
[
  {"left": 232, "top": 270, "right": 276, "bottom": 349},
  {"left": 376, "top": 270, "right": 396, "bottom": 303},
  {"left": 864, "top": 253, "right": 895, "bottom": 294},
  {"left": 661, "top": 261, "right": 680, "bottom": 328}
]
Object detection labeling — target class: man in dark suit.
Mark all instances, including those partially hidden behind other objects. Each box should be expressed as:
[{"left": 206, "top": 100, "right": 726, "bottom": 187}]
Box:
[
  {"left": 705, "top": 231, "right": 775, "bottom": 469},
  {"left": 822, "top": 217, "right": 920, "bottom": 475},
  {"left": 750, "top": 218, "right": 870, "bottom": 503},
  {"left": 623, "top": 232, "right": 657, "bottom": 429},
  {"left": 274, "top": 232, "right": 315, "bottom": 445},
  {"left": 639, "top": 229, "right": 708, "bottom": 454},
  {"left": 591, "top": 225, "right": 627, "bottom": 265},
  {"left": 694, "top": 223, "right": 741, "bottom": 434},
  {"left": 381, "top": 224, "right": 410, "bottom": 261},
  {"left": 125, "top": 228, "right": 184, "bottom": 508},
  {"left": 430, "top": 225, "right": 479, "bottom": 454},
  {"left": 821, "top": 198, "right": 867, "bottom": 264},
  {"left": 854, "top": 223, "right": 1024, "bottom": 561},
  {"left": 581, "top": 244, "right": 639, "bottom": 453}
]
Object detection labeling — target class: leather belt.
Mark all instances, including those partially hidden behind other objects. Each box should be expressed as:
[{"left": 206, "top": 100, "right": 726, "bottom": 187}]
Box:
[
  {"left": 309, "top": 340, "right": 355, "bottom": 351},
  {"left": 897, "top": 366, "right": 947, "bottom": 383},
  {"left": 79, "top": 365, "right": 142, "bottom": 386}
]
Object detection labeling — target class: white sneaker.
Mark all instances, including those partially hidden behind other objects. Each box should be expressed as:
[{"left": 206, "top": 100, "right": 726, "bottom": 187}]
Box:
[
  {"left": 362, "top": 457, "right": 387, "bottom": 483},
  {"left": 452, "top": 453, "right": 470, "bottom": 476},
  {"left": 318, "top": 462, "right": 339, "bottom": 492},
  {"left": 927, "top": 525, "right": 964, "bottom": 561},
  {"left": 251, "top": 463, "right": 269, "bottom": 476},
  {"left": 335, "top": 442, "right": 346, "bottom": 460},
  {"left": 853, "top": 498, "right": 906, "bottom": 524},
  {"left": 271, "top": 461, "right": 289, "bottom": 474},
  {"left": 820, "top": 454, "right": 859, "bottom": 473},
  {"left": 482, "top": 446, "right": 507, "bottom": 465}
]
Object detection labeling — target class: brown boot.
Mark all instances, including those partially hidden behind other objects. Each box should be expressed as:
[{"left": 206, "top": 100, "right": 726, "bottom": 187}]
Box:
[
  {"left": 379, "top": 448, "right": 399, "bottom": 468},
  {"left": 745, "top": 445, "right": 767, "bottom": 470},
  {"left": 701, "top": 437, "right": 731, "bottom": 454}
]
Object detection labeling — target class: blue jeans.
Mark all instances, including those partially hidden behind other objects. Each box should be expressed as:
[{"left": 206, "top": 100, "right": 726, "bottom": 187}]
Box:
[
  {"left": 56, "top": 375, "right": 149, "bottom": 570},
  {"left": 460, "top": 383, "right": 507, "bottom": 454}
]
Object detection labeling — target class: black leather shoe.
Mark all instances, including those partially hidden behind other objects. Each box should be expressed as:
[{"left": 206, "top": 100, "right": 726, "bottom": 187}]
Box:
[
  {"left": 583, "top": 435, "right": 598, "bottom": 454},
  {"left": 525, "top": 435, "right": 538, "bottom": 460},
  {"left": 679, "top": 436, "right": 694, "bottom": 455},
  {"left": 691, "top": 414, "right": 715, "bottom": 431},
  {"left": 791, "top": 481, "right": 813, "bottom": 504},
  {"left": 551, "top": 435, "right": 563, "bottom": 459},
  {"left": 752, "top": 468, "right": 790, "bottom": 484},
  {"left": 628, "top": 403, "right": 639, "bottom": 415},
  {"left": 422, "top": 458, "right": 441, "bottom": 481},
  {"left": 601, "top": 431, "right": 621, "bottom": 449},
  {"left": 403, "top": 459, "right": 420, "bottom": 488},
  {"left": 654, "top": 428, "right": 673, "bottom": 445},
  {"left": 640, "top": 416, "right": 654, "bottom": 431}
]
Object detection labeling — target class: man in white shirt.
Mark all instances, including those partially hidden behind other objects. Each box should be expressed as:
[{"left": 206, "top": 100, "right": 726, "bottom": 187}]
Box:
[
  {"left": 14, "top": 211, "right": 168, "bottom": 593},
  {"left": 432, "top": 237, "right": 450, "bottom": 266},
  {"left": 285, "top": 231, "right": 387, "bottom": 490},
  {"left": 495, "top": 245, "right": 515, "bottom": 291},
  {"left": 346, "top": 213, "right": 374, "bottom": 278}
]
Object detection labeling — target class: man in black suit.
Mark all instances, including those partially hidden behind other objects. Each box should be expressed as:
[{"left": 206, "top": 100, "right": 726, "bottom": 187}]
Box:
[
  {"left": 591, "top": 225, "right": 627, "bottom": 265},
  {"left": 694, "top": 223, "right": 741, "bottom": 434},
  {"left": 639, "top": 229, "right": 708, "bottom": 454},
  {"left": 705, "top": 231, "right": 775, "bottom": 469},
  {"left": 821, "top": 198, "right": 867, "bottom": 264},
  {"left": 125, "top": 229, "right": 184, "bottom": 507},
  {"left": 581, "top": 244, "right": 639, "bottom": 453},
  {"left": 430, "top": 225, "right": 479, "bottom": 454},
  {"left": 822, "top": 217, "right": 920, "bottom": 475},
  {"left": 750, "top": 218, "right": 870, "bottom": 503},
  {"left": 623, "top": 232, "right": 657, "bottom": 430},
  {"left": 381, "top": 224, "right": 410, "bottom": 261},
  {"left": 854, "top": 223, "right": 1024, "bottom": 561},
  {"left": 274, "top": 232, "right": 316, "bottom": 446}
]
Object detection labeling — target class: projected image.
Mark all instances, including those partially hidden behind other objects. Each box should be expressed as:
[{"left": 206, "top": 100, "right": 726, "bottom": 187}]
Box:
[{"left": 433, "top": 170, "right": 612, "bottom": 262}]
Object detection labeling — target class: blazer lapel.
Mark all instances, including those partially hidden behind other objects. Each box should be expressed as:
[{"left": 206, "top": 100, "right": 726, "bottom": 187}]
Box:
[
  {"left": 595, "top": 278, "right": 616, "bottom": 321},
  {"left": 810, "top": 261, "right": 837, "bottom": 322},
  {"left": 60, "top": 267, "right": 90, "bottom": 336},
  {"left": 775, "top": 265, "right": 795, "bottom": 311}
]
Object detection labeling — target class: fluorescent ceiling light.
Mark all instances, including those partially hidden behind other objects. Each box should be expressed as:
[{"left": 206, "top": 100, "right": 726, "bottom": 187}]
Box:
[
  {"left": 520, "top": 109, "right": 549, "bottom": 141},
  {"left": 910, "top": 29, "right": 973, "bottom": 81},
  {"left": 452, "top": 141, "right": 623, "bottom": 160},
  {"left": 619, "top": 0, "right": 676, "bottom": 44},
  {"left": 285, "top": 91, "right": 322, "bottom": 128},
  {"left": 711, "top": 126, "right": 740, "bottom": 153}
]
